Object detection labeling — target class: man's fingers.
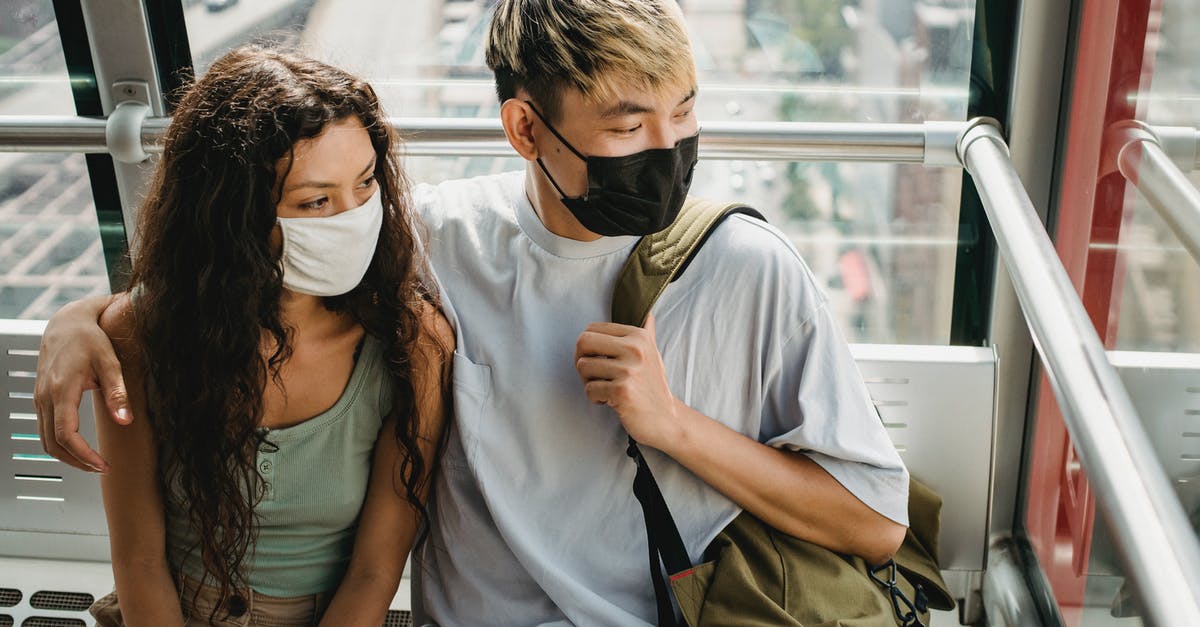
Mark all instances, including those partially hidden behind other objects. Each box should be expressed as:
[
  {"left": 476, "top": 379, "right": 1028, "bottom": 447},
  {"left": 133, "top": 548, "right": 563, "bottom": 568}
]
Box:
[
  {"left": 34, "top": 396, "right": 69, "bottom": 465},
  {"left": 40, "top": 408, "right": 102, "bottom": 474},
  {"left": 36, "top": 384, "right": 97, "bottom": 472},
  {"left": 41, "top": 436, "right": 96, "bottom": 474},
  {"left": 584, "top": 379, "right": 617, "bottom": 405},
  {"left": 96, "top": 359, "right": 131, "bottom": 425},
  {"left": 583, "top": 321, "right": 639, "bottom": 337},
  {"left": 575, "top": 356, "right": 625, "bottom": 382},
  {"left": 57, "top": 429, "right": 109, "bottom": 473},
  {"left": 51, "top": 399, "right": 108, "bottom": 473},
  {"left": 575, "top": 331, "right": 634, "bottom": 362}
]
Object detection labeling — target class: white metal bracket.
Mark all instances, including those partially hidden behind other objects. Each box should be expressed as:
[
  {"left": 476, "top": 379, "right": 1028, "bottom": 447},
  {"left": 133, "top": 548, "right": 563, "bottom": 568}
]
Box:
[
  {"left": 105, "top": 80, "right": 152, "bottom": 164},
  {"left": 923, "top": 120, "right": 970, "bottom": 168},
  {"left": 957, "top": 117, "right": 1008, "bottom": 167}
]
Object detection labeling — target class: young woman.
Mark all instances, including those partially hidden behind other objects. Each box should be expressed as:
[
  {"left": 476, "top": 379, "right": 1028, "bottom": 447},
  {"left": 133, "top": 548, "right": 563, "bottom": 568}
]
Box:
[{"left": 87, "top": 46, "right": 451, "bottom": 626}]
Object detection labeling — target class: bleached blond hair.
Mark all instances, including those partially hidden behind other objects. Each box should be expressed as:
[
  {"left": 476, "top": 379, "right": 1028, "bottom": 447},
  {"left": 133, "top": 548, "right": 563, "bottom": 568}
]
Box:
[{"left": 485, "top": 0, "right": 696, "bottom": 121}]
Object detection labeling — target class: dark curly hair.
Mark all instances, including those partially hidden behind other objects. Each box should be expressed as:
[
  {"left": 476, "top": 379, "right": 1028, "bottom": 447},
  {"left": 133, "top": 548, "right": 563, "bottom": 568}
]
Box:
[{"left": 128, "top": 45, "right": 444, "bottom": 612}]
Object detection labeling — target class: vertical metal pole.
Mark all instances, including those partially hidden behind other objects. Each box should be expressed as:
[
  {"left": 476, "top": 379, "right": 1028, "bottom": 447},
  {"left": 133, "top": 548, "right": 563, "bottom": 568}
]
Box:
[
  {"left": 961, "top": 119, "right": 1200, "bottom": 627},
  {"left": 77, "top": 0, "right": 167, "bottom": 260}
]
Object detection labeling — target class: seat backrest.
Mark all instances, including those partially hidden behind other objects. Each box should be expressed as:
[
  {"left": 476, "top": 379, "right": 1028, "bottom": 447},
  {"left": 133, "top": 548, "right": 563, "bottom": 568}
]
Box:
[
  {"left": 1, "top": 321, "right": 1002, "bottom": 574},
  {"left": 1, "top": 319, "right": 109, "bottom": 562},
  {"left": 1086, "top": 350, "right": 1200, "bottom": 576},
  {"left": 851, "top": 343, "right": 998, "bottom": 573},
  {"left": 0, "top": 323, "right": 998, "bottom": 626}
]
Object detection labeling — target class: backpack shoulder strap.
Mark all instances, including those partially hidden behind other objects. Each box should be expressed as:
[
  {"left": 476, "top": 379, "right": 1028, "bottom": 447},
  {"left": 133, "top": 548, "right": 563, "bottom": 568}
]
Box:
[
  {"left": 611, "top": 197, "right": 764, "bottom": 327},
  {"left": 610, "top": 197, "right": 763, "bottom": 626}
]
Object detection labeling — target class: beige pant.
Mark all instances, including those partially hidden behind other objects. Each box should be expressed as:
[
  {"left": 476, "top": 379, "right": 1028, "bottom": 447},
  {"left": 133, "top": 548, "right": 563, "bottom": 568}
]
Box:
[{"left": 90, "top": 576, "right": 332, "bottom": 627}]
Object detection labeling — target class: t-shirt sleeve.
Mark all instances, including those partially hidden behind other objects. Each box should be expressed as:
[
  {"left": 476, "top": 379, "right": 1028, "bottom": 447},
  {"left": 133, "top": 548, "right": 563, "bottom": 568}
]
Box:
[{"left": 760, "top": 301, "right": 910, "bottom": 526}]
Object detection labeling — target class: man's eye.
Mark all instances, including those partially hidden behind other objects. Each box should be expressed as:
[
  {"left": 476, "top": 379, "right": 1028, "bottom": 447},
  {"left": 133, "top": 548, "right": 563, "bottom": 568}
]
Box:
[{"left": 615, "top": 124, "right": 642, "bottom": 135}]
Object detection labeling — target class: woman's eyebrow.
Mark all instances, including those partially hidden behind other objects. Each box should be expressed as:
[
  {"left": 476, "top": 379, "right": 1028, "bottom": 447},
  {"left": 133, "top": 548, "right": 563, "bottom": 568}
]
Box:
[{"left": 283, "top": 157, "right": 376, "bottom": 193}]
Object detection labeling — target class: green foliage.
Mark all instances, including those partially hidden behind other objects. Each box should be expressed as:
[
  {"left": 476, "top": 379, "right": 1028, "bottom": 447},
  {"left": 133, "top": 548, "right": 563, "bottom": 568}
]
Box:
[
  {"left": 753, "top": 0, "right": 854, "bottom": 75},
  {"left": 781, "top": 163, "right": 818, "bottom": 221}
]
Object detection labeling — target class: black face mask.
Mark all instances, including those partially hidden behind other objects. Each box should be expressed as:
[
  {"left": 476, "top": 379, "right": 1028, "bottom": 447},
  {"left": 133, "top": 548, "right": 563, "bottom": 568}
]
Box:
[{"left": 527, "top": 101, "right": 700, "bottom": 237}]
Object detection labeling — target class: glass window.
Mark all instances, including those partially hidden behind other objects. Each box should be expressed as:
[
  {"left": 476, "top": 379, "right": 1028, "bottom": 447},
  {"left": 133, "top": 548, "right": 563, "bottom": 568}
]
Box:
[
  {"left": 1111, "top": 0, "right": 1200, "bottom": 353},
  {"left": 1112, "top": 187, "right": 1200, "bottom": 353},
  {"left": 1023, "top": 1, "right": 1200, "bottom": 624},
  {"left": 1090, "top": 0, "right": 1200, "bottom": 616},
  {"left": 0, "top": 153, "right": 108, "bottom": 319},
  {"left": 0, "top": 0, "right": 77, "bottom": 115},
  {"left": 1, "top": 2, "right": 109, "bottom": 319},
  {"left": 183, "top": 0, "right": 978, "bottom": 344}
]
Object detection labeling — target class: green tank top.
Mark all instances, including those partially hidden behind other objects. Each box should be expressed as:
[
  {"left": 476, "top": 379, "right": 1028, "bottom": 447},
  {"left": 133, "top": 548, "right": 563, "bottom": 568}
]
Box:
[{"left": 165, "top": 334, "right": 392, "bottom": 596}]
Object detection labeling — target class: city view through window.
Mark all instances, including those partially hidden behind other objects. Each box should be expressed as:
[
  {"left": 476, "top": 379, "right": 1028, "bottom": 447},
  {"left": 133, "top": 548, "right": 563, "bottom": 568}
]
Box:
[{"left": 2, "top": 0, "right": 1196, "bottom": 350}]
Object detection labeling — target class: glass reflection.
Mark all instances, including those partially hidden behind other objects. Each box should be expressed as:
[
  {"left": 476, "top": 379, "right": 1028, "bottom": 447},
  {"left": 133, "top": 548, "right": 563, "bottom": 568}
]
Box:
[
  {"left": 1, "top": 2, "right": 108, "bottom": 319},
  {"left": 184, "top": 0, "right": 978, "bottom": 345},
  {"left": 1110, "top": 0, "right": 1200, "bottom": 353}
]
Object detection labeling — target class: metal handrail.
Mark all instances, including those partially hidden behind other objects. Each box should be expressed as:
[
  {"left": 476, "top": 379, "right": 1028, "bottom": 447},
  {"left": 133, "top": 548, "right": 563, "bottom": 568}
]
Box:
[
  {"left": 3, "top": 113, "right": 1194, "bottom": 168},
  {"left": 958, "top": 118, "right": 1200, "bottom": 627},
  {"left": 1113, "top": 122, "right": 1200, "bottom": 262},
  {"left": 4, "top": 110, "right": 1200, "bottom": 622},
  {"left": 0, "top": 114, "right": 968, "bottom": 165}
]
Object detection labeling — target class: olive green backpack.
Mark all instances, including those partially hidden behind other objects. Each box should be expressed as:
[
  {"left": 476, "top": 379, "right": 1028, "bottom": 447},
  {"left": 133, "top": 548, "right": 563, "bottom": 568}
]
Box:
[{"left": 612, "top": 198, "right": 956, "bottom": 627}]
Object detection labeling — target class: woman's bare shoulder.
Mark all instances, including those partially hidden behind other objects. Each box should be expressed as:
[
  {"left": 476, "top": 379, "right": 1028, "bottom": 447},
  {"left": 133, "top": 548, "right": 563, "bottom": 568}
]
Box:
[
  {"left": 97, "top": 292, "right": 140, "bottom": 364},
  {"left": 415, "top": 299, "right": 455, "bottom": 356}
]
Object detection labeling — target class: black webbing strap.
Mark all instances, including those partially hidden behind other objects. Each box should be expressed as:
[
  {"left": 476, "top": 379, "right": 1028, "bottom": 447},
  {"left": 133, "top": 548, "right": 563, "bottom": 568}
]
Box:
[
  {"left": 612, "top": 199, "right": 764, "bottom": 626},
  {"left": 627, "top": 439, "right": 692, "bottom": 627}
]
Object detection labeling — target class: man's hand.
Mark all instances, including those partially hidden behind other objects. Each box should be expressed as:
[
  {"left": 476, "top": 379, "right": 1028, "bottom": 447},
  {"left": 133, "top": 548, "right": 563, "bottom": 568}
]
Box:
[
  {"left": 34, "top": 294, "right": 129, "bottom": 473},
  {"left": 574, "top": 314, "right": 683, "bottom": 450}
]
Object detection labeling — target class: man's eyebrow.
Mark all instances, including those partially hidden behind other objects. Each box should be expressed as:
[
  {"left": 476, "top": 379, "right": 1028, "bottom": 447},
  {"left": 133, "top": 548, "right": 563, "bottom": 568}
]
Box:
[
  {"left": 283, "top": 157, "right": 376, "bottom": 193},
  {"left": 597, "top": 89, "right": 698, "bottom": 120},
  {"left": 598, "top": 100, "right": 655, "bottom": 119}
]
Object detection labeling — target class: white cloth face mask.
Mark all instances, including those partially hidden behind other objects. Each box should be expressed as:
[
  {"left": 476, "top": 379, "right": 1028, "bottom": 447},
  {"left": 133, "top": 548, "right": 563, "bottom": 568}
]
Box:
[{"left": 277, "top": 187, "right": 384, "bottom": 297}]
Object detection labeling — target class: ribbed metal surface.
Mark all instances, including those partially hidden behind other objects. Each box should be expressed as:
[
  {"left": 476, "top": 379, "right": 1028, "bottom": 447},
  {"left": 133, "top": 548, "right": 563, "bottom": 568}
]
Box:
[
  {"left": 20, "top": 619, "right": 85, "bottom": 627},
  {"left": 0, "top": 614, "right": 12, "bottom": 627},
  {"left": 29, "top": 591, "right": 93, "bottom": 612},
  {"left": 0, "top": 590, "right": 18, "bottom": 607},
  {"left": 2, "top": 323, "right": 109, "bottom": 562}
]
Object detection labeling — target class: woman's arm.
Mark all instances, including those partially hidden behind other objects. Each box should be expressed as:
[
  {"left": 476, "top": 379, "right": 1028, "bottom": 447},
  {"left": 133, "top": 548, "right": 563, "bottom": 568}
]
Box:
[
  {"left": 319, "top": 306, "right": 453, "bottom": 626},
  {"left": 95, "top": 301, "right": 186, "bottom": 626}
]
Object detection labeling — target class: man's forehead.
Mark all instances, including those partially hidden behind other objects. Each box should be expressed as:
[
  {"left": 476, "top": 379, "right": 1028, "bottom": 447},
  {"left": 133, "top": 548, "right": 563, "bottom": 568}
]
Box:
[{"left": 575, "top": 82, "right": 698, "bottom": 116}]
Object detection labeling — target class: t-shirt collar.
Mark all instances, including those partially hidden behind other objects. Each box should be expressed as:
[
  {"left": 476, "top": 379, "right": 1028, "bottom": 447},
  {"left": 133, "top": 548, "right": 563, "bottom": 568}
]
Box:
[{"left": 514, "top": 184, "right": 639, "bottom": 259}]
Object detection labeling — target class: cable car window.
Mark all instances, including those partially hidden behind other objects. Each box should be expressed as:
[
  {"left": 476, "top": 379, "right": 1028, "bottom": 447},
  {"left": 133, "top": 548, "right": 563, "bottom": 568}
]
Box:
[
  {"left": 1, "top": 2, "right": 108, "bottom": 319},
  {"left": 1021, "top": 2, "right": 1200, "bottom": 623},
  {"left": 1109, "top": 0, "right": 1200, "bottom": 353},
  {"left": 0, "top": 1, "right": 75, "bottom": 115},
  {"left": 181, "top": 0, "right": 977, "bottom": 344}
]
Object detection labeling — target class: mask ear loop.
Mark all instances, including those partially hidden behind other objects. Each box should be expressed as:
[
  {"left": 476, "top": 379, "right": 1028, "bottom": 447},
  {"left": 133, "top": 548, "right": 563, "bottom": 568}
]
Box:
[
  {"left": 524, "top": 101, "right": 589, "bottom": 161},
  {"left": 534, "top": 157, "right": 574, "bottom": 200},
  {"left": 525, "top": 100, "right": 590, "bottom": 200}
]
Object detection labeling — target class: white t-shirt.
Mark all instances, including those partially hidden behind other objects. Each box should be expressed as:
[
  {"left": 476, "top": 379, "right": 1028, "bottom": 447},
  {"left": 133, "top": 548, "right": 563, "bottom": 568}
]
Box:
[{"left": 411, "top": 171, "right": 908, "bottom": 627}]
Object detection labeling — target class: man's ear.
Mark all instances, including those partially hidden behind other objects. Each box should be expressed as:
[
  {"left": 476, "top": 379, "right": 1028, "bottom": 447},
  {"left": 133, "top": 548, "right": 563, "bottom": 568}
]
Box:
[{"left": 500, "top": 98, "right": 539, "bottom": 161}]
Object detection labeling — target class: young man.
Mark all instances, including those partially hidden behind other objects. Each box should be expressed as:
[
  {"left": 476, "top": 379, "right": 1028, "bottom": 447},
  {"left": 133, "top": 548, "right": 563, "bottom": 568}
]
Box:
[{"left": 36, "top": 1, "right": 908, "bottom": 624}]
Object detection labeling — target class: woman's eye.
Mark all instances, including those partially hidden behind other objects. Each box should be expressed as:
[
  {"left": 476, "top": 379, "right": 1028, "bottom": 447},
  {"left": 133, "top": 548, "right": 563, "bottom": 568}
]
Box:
[
  {"left": 358, "top": 175, "right": 377, "bottom": 189},
  {"left": 299, "top": 197, "right": 328, "bottom": 211}
]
